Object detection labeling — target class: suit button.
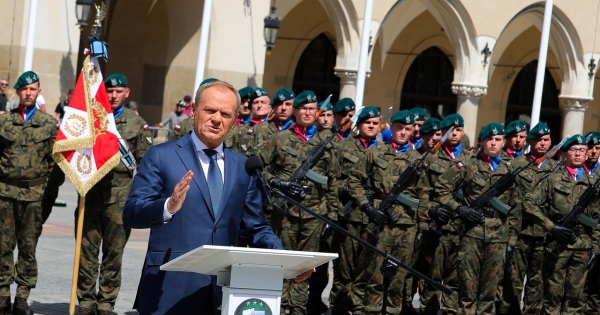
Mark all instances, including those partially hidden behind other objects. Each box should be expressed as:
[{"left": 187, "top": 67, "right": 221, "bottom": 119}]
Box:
[{"left": 213, "top": 227, "right": 218, "bottom": 233}]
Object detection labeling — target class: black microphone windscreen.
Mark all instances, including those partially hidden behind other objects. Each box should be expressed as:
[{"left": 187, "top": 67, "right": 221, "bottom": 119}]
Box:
[{"left": 245, "top": 156, "right": 264, "bottom": 175}]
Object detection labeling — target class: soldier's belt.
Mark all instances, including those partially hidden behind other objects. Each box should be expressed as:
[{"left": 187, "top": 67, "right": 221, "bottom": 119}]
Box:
[
  {"left": 374, "top": 193, "right": 419, "bottom": 208},
  {"left": 577, "top": 214, "right": 598, "bottom": 229},
  {"left": 106, "top": 172, "right": 132, "bottom": 180},
  {"left": 0, "top": 177, "right": 46, "bottom": 188}
]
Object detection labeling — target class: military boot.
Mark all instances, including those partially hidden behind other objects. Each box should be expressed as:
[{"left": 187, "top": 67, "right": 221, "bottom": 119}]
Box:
[
  {"left": 12, "top": 297, "right": 33, "bottom": 315},
  {"left": 0, "top": 296, "right": 10, "bottom": 315},
  {"left": 76, "top": 307, "right": 95, "bottom": 315},
  {"left": 97, "top": 310, "right": 112, "bottom": 315}
]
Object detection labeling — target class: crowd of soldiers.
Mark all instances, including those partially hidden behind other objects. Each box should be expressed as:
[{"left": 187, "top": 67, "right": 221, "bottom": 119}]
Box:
[{"left": 2, "top": 69, "right": 600, "bottom": 315}]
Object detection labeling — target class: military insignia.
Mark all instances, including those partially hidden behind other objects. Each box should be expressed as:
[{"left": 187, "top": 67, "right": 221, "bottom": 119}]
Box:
[
  {"left": 455, "top": 119, "right": 459, "bottom": 125},
  {"left": 111, "top": 78, "right": 117, "bottom": 86},
  {"left": 256, "top": 90, "right": 263, "bottom": 96},
  {"left": 516, "top": 125, "right": 522, "bottom": 132},
  {"left": 345, "top": 105, "right": 350, "bottom": 111},
  {"left": 238, "top": 131, "right": 243, "bottom": 136},
  {"left": 279, "top": 94, "right": 285, "bottom": 101},
  {"left": 143, "top": 124, "right": 149, "bottom": 131},
  {"left": 539, "top": 129, "right": 544, "bottom": 134},
  {"left": 174, "top": 125, "right": 181, "bottom": 131},
  {"left": 25, "top": 76, "right": 33, "bottom": 84},
  {"left": 492, "top": 127, "right": 498, "bottom": 135},
  {"left": 290, "top": 93, "right": 294, "bottom": 98},
  {"left": 433, "top": 124, "right": 438, "bottom": 130},
  {"left": 146, "top": 137, "right": 153, "bottom": 144},
  {"left": 405, "top": 116, "right": 410, "bottom": 123},
  {"left": 578, "top": 135, "right": 583, "bottom": 143},
  {"left": 247, "top": 129, "right": 253, "bottom": 135},
  {"left": 368, "top": 110, "right": 375, "bottom": 118},
  {"left": 456, "top": 162, "right": 463, "bottom": 169}
]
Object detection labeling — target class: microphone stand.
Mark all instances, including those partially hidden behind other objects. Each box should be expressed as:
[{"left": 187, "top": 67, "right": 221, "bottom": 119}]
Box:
[{"left": 268, "top": 188, "right": 452, "bottom": 315}]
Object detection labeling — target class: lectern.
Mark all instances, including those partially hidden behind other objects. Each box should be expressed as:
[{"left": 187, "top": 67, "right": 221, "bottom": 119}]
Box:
[{"left": 161, "top": 245, "right": 337, "bottom": 315}]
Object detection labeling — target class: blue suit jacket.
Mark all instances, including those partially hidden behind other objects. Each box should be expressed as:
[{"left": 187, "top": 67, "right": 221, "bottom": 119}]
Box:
[{"left": 123, "top": 133, "right": 282, "bottom": 315}]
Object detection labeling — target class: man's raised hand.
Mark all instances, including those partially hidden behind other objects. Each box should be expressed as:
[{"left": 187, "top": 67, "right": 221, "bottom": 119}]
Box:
[{"left": 167, "top": 170, "right": 193, "bottom": 214}]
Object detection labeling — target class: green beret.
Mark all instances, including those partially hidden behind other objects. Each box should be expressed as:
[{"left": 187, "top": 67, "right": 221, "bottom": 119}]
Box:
[
  {"left": 293, "top": 90, "right": 317, "bottom": 108},
  {"left": 527, "top": 122, "right": 551, "bottom": 140},
  {"left": 410, "top": 107, "right": 427, "bottom": 122},
  {"left": 332, "top": 98, "right": 356, "bottom": 113},
  {"left": 251, "top": 87, "right": 268, "bottom": 99},
  {"left": 505, "top": 120, "right": 528, "bottom": 136},
  {"left": 357, "top": 106, "right": 380, "bottom": 124},
  {"left": 200, "top": 78, "right": 219, "bottom": 86},
  {"left": 478, "top": 122, "right": 504, "bottom": 140},
  {"left": 14, "top": 71, "right": 39, "bottom": 89},
  {"left": 585, "top": 131, "right": 600, "bottom": 146},
  {"left": 238, "top": 86, "right": 254, "bottom": 99},
  {"left": 271, "top": 88, "right": 295, "bottom": 105},
  {"left": 420, "top": 117, "right": 443, "bottom": 135},
  {"left": 390, "top": 110, "right": 415, "bottom": 125},
  {"left": 317, "top": 100, "right": 332, "bottom": 112},
  {"left": 440, "top": 113, "right": 464, "bottom": 129},
  {"left": 560, "top": 134, "right": 586, "bottom": 151},
  {"left": 104, "top": 73, "right": 128, "bottom": 88}
]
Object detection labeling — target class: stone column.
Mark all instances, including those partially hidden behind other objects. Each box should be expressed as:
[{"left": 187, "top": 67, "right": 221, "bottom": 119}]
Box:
[
  {"left": 451, "top": 84, "right": 488, "bottom": 147},
  {"left": 559, "top": 96, "right": 591, "bottom": 138},
  {"left": 335, "top": 70, "right": 358, "bottom": 100}
]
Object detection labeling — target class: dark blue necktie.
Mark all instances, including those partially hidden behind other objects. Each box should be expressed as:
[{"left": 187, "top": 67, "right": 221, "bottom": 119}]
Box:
[{"left": 203, "top": 149, "right": 223, "bottom": 216}]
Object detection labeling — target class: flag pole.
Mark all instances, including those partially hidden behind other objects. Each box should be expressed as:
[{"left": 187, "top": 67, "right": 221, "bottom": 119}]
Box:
[
  {"left": 530, "top": 0, "right": 554, "bottom": 128},
  {"left": 69, "top": 195, "right": 86, "bottom": 315}
]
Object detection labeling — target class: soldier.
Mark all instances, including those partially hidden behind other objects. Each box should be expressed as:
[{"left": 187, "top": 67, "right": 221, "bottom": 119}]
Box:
[
  {"left": 584, "top": 131, "right": 600, "bottom": 315},
  {"left": 0, "top": 71, "right": 57, "bottom": 315},
  {"left": 248, "top": 87, "right": 295, "bottom": 155},
  {"left": 584, "top": 131, "right": 600, "bottom": 175},
  {"left": 235, "top": 86, "right": 254, "bottom": 126},
  {"left": 168, "top": 78, "right": 219, "bottom": 142},
  {"left": 235, "top": 88, "right": 271, "bottom": 155},
  {"left": 257, "top": 90, "right": 338, "bottom": 315},
  {"left": 332, "top": 98, "right": 356, "bottom": 140},
  {"left": 76, "top": 74, "right": 152, "bottom": 315},
  {"left": 315, "top": 101, "right": 334, "bottom": 132},
  {"left": 328, "top": 106, "right": 381, "bottom": 315},
  {"left": 435, "top": 122, "right": 521, "bottom": 315},
  {"left": 524, "top": 134, "right": 600, "bottom": 315},
  {"left": 409, "top": 107, "right": 427, "bottom": 149},
  {"left": 499, "top": 123, "right": 556, "bottom": 315},
  {"left": 349, "top": 110, "right": 429, "bottom": 314},
  {"left": 420, "top": 114, "right": 472, "bottom": 315},
  {"left": 503, "top": 120, "right": 528, "bottom": 159}
]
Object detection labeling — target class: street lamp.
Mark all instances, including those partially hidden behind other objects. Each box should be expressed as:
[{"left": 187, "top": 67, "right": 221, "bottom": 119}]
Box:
[
  {"left": 263, "top": 0, "right": 281, "bottom": 55},
  {"left": 75, "top": 0, "right": 94, "bottom": 27}
]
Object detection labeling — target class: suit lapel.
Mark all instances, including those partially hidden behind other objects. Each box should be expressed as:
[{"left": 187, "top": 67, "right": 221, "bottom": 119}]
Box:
[
  {"left": 215, "top": 148, "right": 238, "bottom": 223},
  {"left": 175, "top": 134, "right": 215, "bottom": 220}
]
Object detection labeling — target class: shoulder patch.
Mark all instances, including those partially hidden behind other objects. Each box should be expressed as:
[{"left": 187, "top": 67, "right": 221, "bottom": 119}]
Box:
[
  {"left": 146, "top": 137, "right": 153, "bottom": 145},
  {"left": 143, "top": 124, "right": 149, "bottom": 131},
  {"left": 238, "top": 131, "right": 243, "bottom": 137},
  {"left": 247, "top": 129, "right": 253, "bottom": 135},
  {"left": 174, "top": 125, "right": 181, "bottom": 131},
  {"left": 56, "top": 123, "right": 60, "bottom": 129}
]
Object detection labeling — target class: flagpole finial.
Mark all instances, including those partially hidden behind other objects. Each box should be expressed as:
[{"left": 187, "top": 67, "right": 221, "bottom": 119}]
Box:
[
  {"left": 91, "top": 2, "right": 107, "bottom": 38},
  {"left": 89, "top": 2, "right": 108, "bottom": 61}
]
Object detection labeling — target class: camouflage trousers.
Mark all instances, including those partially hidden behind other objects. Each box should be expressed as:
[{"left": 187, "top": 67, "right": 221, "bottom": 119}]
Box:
[
  {"left": 584, "top": 255, "right": 600, "bottom": 315},
  {"left": 362, "top": 224, "right": 416, "bottom": 315},
  {"left": 329, "top": 220, "right": 367, "bottom": 313},
  {"left": 541, "top": 249, "right": 589, "bottom": 315},
  {"left": 499, "top": 235, "right": 545, "bottom": 315},
  {"left": 457, "top": 236, "right": 506, "bottom": 315},
  {"left": 419, "top": 230, "right": 460, "bottom": 314},
  {"left": 0, "top": 197, "right": 43, "bottom": 299},
  {"left": 75, "top": 200, "right": 131, "bottom": 312},
  {"left": 279, "top": 215, "right": 323, "bottom": 315}
]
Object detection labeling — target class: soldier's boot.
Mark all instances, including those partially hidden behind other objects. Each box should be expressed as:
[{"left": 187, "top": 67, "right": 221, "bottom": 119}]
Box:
[
  {"left": 12, "top": 297, "right": 33, "bottom": 315},
  {"left": 97, "top": 310, "right": 112, "bottom": 315},
  {"left": 0, "top": 296, "right": 10, "bottom": 315},
  {"left": 76, "top": 307, "right": 95, "bottom": 315}
]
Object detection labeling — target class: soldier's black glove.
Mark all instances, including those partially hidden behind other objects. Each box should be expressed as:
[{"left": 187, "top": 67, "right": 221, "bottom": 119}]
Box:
[
  {"left": 414, "top": 229, "right": 426, "bottom": 251},
  {"left": 271, "top": 177, "right": 304, "bottom": 197},
  {"left": 361, "top": 204, "right": 387, "bottom": 225},
  {"left": 588, "top": 252, "right": 598, "bottom": 270},
  {"left": 320, "top": 224, "right": 333, "bottom": 248},
  {"left": 549, "top": 225, "right": 576, "bottom": 244},
  {"left": 456, "top": 206, "right": 484, "bottom": 224},
  {"left": 504, "top": 245, "right": 515, "bottom": 269},
  {"left": 429, "top": 207, "right": 451, "bottom": 225}
]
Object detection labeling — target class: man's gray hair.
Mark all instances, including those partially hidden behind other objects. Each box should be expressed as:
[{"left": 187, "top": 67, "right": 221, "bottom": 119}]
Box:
[{"left": 194, "top": 80, "right": 241, "bottom": 113}]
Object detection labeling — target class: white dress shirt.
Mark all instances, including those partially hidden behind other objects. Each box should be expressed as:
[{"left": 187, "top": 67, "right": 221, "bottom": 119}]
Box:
[{"left": 163, "top": 132, "right": 225, "bottom": 221}]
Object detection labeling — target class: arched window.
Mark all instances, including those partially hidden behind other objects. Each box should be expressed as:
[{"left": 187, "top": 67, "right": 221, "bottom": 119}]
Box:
[
  {"left": 401, "top": 46, "right": 456, "bottom": 119},
  {"left": 506, "top": 60, "right": 560, "bottom": 144},
  {"left": 292, "top": 33, "right": 340, "bottom": 104}
]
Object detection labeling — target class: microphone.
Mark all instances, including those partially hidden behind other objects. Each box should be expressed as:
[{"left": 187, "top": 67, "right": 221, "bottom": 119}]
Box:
[{"left": 245, "top": 156, "right": 273, "bottom": 205}]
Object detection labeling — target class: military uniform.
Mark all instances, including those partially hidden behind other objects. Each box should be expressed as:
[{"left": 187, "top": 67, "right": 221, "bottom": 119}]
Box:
[
  {"left": 585, "top": 131, "right": 600, "bottom": 315},
  {"left": 167, "top": 117, "right": 194, "bottom": 141},
  {"left": 258, "top": 123, "right": 339, "bottom": 315},
  {"left": 0, "top": 103, "right": 57, "bottom": 302}
]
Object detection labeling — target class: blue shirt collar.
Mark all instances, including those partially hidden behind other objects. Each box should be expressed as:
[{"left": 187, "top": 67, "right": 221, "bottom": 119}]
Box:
[{"left": 113, "top": 105, "right": 125, "bottom": 119}]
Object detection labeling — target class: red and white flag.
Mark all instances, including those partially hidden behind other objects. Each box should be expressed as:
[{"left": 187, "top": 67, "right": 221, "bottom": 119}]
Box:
[{"left": 53, "top": 54, "right": 120, "bottom": 196}]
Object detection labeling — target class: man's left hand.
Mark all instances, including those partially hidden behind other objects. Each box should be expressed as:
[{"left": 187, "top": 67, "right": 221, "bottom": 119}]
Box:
[{"left": 294, "top": 268, "right": 316, "bottom": 283}]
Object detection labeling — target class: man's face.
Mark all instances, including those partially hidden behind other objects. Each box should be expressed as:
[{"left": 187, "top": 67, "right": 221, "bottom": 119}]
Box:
[
  {"left": 239, "top": 97, "right": 251, "bottom": 116},
  {"left": 185, "top": 99, "right": 193, "bottom": 108},
  {"left": 564, "top": 145, "right": 588, "bottom": 167},
  {"left": 529, "top": 135, "right": 551, "bottom": 156},
  {"left": 413, "top": 120, "right": 424, "bottom": 138},
  {"left": 274, "top": 99, "right": 293, "bottom": 121},
  {"left": 390, "top": 122, "right": 414, "bottom": 145},
  {"left": 176, "top": 104, "right": 185, "bottom": 112},
  {"left": 293, "top": 102, "right": 317, "bottom": 127},
  {"left": 507, "top": 131, "right": 527, "bottom": 151},
  {"left": 317, "top": 111, "right": 334, "bottom": 130},
  {"left": 444, "top": 126, "right": 465, "bottom": 146},
  {"left": 0, "top": 80, "right": 8, "bottom": 93},
  {"left": 588, "top": 144, "right": 600, "bottom": 163},
  {"left": 358, "top": 117, "right": 381, "bottom": 138},
  {"left": 193, "top": 86, "right": 237, "bottom": 149},
  {"left": 423, "top": 131, "right": 443, "bottom": 150},
  {"left": 17, "top": 82, "right": 41, "bottom": 106},
  {"left": 482, "top": 135, "right": 505, "bottom": 157},
  {"left": 66, "top": 92, "right": 73, "bottom": 103},
  {"left": 251, "top": 96, "right": 272, "bottom": 118},
  {"left": 106, "top": 87, "right": 130, "bottom": 109},
  {"left": 334, "top": 111, "right": 355, "bottom": 126}
]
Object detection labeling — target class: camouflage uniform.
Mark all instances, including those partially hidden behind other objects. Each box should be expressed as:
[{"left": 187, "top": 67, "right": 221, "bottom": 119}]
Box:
[
  {"left": 419, "top": 145, "right": 472, "bottom": 314},
  {"left": 0, "top": 108, "right": 56, "bottom": 300},
  {"left": 524, "top": 168, "right": 600, "bottom": 315},
  {"left": 435, "top": 154, "right": 521, "bottom": 315},
  {"left": 235, "top": 121, "right": 267, "bottom": 156},
  {"left": 499, "top": 155, "right": 556, "bottom": 315},
  {"left": 257, "top": 125, "right": 339, "bottom": 315},
  {"left": 77, "top": 107, "right": 152, "bottom": 312},
  {"left": 167, "top": 117, "right": 193, "bottom": 141},
  {"left": 349, "top": 143, "right": 429, "bottom": 314}
]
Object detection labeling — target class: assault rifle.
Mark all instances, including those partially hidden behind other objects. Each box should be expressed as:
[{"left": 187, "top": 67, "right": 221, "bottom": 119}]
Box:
[
  {"left": 364, "top": 127, "right": 455, "bottom": 237},
  {"left": 545, "top": 175, "right": 600, "bottom": 257}
]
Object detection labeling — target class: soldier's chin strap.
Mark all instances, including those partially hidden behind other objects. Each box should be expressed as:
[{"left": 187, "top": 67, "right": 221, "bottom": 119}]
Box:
[{"left": 118, "top": 138, "right": 137, "bottom": 178}]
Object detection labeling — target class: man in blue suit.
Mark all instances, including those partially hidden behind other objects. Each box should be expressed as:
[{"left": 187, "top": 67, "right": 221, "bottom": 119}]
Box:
[{"left": 123, "top": 80, "right": 285, "bottom": 315}]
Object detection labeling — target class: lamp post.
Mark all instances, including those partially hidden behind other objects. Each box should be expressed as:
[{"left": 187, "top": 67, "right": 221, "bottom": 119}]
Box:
[
  {"left": 263, "top": 0, "right": 281, "bottom": 55},
  {"left": 75, "top": 0, "right": 94, "bottom": 78}
]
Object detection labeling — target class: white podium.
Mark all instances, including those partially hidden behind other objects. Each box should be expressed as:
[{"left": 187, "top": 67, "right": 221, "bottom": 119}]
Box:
[{"left": 161, "top": 245, "right": 337, "bottom": 315}]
